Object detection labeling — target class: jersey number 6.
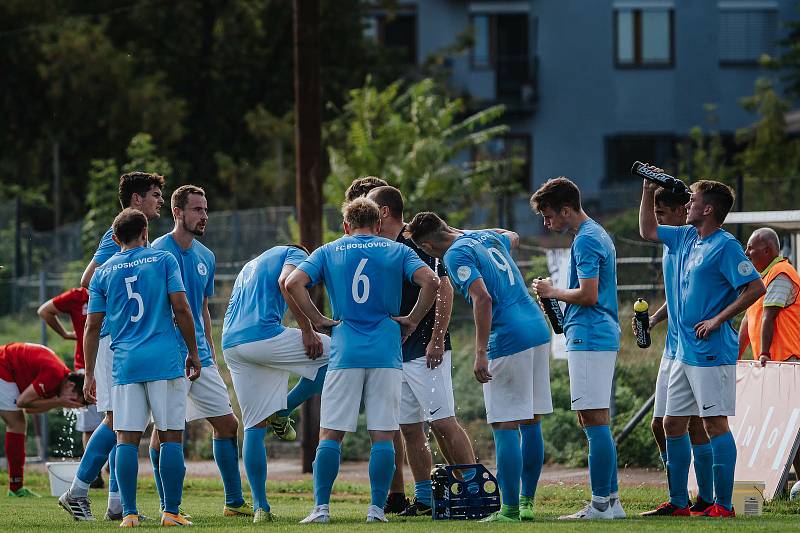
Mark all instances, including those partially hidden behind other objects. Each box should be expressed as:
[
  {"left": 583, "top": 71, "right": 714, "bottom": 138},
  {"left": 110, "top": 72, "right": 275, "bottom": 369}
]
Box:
[
  {"left": 124, "top": 275, "right": 145, "bottom": 323},
  {"left": 352, "top": 258, "right": 370, "bottom": 304}
]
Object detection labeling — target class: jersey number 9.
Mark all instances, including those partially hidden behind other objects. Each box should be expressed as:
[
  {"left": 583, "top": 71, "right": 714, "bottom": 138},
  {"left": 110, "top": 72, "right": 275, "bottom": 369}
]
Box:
[{"left": 488, "top": 248, "right": 515, "bottom": 286}]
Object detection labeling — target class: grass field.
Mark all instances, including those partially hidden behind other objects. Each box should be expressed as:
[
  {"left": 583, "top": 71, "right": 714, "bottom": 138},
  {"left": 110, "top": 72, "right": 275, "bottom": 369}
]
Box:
[{"left": 1, "top": 472, "right": 798, "bottom": 531}]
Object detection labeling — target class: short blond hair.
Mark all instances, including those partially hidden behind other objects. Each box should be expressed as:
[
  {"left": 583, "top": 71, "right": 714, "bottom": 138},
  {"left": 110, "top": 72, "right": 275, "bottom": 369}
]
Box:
[{"left": 343, "top": 197, "right": 381, "bottom": 229}]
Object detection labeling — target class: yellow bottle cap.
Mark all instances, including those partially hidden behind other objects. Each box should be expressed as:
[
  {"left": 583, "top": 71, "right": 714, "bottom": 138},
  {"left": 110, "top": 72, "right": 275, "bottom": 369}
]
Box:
[{"left": 633, "top": 298, "right": 649, "bottom": 313}]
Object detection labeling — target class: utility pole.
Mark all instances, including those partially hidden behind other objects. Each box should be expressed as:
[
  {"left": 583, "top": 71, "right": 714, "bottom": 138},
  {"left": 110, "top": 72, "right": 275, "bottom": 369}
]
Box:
[{"left": 293, "top": 0, "right": 322, "bottom": 474}]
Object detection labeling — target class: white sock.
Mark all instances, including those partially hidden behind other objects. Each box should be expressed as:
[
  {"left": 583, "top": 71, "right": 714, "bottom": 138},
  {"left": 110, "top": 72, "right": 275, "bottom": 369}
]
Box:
[
  {"left": 108, "top": 491, "right": 121, "bottom": 511},
  {"left": 610, "top": 491, "right": 620, "bottom": 502},
  {"left": 69, "top": 478, "right": 90, "bottom": 498},
  {"left": 591, "top": 496, "right": 609, "bottom": 511}
]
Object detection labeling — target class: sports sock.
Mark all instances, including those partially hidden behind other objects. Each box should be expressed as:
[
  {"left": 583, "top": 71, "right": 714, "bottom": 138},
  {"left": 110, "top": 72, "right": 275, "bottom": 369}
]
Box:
[
  {"left": 710, "top": 432, "right": 736, "bottom": 511},
  {"left": 5, "top": 431, "right": 25, "bottom": 492},
  {"left": 520, "top": 423, "right": 544, "bottom": 499},
  {"left": 243, "top": 427, "right": 270, "bottom": 512},
  {"left": 115, "top": 443, "right": 139, "bottom": 517},
  {"left": 108, "top": 445, "right": 119, "bottom": 493},
  {"left": 691, "top": 442, "right": 714, "bottom": 503},
  {"left": 149, "top": 447, "right": 165, "bottom": 510},
  {"left": 500, "top": 503, "right": 520, "bottom": 519},
  {"left": 609, "top": 438, "right": 619, "bottom": 495},
  {"left": 660, "top": 450, "right": 668, "bottom": 468},
  {"left": 279, "top": 365, "right": 327, "bottom": 418},
  {"left": 368, "top": 441, "right": 395, "bottom": 508},
  {"left": 666, "top": 433, "right": 691, "bottom": 508},
  {"left": 71, "top": 423, "right": 115, "bottom": 496},
  {"left": 313, "top": 440, "right": 341, "bottom": 506},
  {"left": 213, "top": 437, "right": 245, "bottom": 507},
  {"left": 492, "top": 428, "right": 522, "bottom": 507},
  {"left": 159, "top": 442, "right": 186, "bottom": 515},
  {"left": 584, "top": 425, "right": 614, "bottom": 499},
  {"left": 414, "top": 480, "right": 432, "bottom": 507}
]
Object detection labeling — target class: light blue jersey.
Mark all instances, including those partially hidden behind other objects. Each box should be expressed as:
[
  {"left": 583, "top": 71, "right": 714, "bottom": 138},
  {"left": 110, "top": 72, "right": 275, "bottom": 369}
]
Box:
[
  {"left": 222, "top": 246, "right": 309, "bottom": 350},
  {"left": 88, "top": 247, "right": 186, "bottom": 385},
  {"left": 564, "top": 219, "right": 620, "bottom": 352},
  {"left": 93, "top": 227, "right": 119, "bottom": 338},
  {"left": 297, "top": 234, "right": 426, "bottom": 370},
  {"left": 444, "top": 231, "right": 550, "bottom": 359},
  {"left": 662, "top": 245, "right": 679, "bottom": 360},
  {"left": 658, "top": 225, "right": 760, "bottom": 366},
  {"left": 152, "top": 234, "right": 216, "bottom": 367}
]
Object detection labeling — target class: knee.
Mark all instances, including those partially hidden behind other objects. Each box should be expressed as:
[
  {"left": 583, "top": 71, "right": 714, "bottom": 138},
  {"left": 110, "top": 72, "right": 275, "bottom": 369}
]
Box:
[
  {"left": 662, "top": 417, "right": 687, "bottom": 437},
  {"left": 5, "top": 413, "right": 26, "bottom": 434},
  {"left": 214, "top": 415, "right": 239, "bottom": 439},
  {"left": 651, "top": 417, "right": 664, "bottom": 436}
]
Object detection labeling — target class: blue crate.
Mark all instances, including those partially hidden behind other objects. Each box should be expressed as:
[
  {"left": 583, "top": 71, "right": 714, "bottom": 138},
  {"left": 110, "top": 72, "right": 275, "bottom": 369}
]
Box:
[{"left": 431, "top": 463, "right": 501, "bottom": 520}]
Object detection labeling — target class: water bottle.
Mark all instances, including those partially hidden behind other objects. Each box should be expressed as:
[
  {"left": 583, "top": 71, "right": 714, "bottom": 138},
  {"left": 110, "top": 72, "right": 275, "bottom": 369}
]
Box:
[
  {"left": 535, "top": 278, "right": 564, "bottom": 334},
  {"left": 630, "top": 161, "right": 691, "bottom": 201},
  {"left": 633, "top": 298, "right": 651, "bottom": 349}
]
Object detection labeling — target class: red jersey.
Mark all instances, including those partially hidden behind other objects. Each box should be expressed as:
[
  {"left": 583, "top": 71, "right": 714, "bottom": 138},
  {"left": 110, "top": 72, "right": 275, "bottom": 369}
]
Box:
[
  {"left": 52, "top": 287, "right": 89, "bottom": 370},
  {"left": 0, "top": 343, "right": 70, "bottom": 398}
]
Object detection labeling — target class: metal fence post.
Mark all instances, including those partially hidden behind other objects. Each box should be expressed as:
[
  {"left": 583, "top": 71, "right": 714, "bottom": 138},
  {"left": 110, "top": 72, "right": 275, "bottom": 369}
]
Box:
[{"left": 38, "top": 270, "right": 49, "bottom": 462}]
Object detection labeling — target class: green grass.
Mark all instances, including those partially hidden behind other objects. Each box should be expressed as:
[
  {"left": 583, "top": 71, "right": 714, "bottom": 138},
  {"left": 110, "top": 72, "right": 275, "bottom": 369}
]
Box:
[{"left": 1, "top": 473, "right": 798, "bottom": 531}]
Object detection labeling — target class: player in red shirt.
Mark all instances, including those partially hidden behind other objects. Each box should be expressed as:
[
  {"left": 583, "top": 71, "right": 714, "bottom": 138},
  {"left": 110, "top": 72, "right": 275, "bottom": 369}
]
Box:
[{"left": 0, "top": 343, "right": 85, "bottom": 497}]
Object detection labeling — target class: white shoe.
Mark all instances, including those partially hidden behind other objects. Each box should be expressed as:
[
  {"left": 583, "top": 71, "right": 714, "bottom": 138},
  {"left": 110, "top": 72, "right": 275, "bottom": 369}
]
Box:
[
  {"left": 610, "top": 498, "right": 626, "bottom": 519},
  {"left": 366, "top": 505, "right": 388, "bottom": 523},
  {"left": 558, "top": 502, "right": 614, "bottom": 520},
  {"left": 300, "top": 505, "right": 330, "bottom": 524}
]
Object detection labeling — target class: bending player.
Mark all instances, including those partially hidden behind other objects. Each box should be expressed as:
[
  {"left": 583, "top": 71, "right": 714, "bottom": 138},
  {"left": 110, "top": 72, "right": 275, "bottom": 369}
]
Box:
[
  {"left": 530, "top": 178, "right": 624, "bottom": 520},
  {"left": 286, "top": 198, "right": 439, "bottom": 523},
  {"left": 81, "top": 208, "right": 202, "bottom": 527},
  {"left": 1, "top": 343, "right": 85, "bottom": 497},
  {"left": 222, "top": 243, "right": 330, "bottom": 523},
  {"left": 405, "top": 212, "right": 552, "bottom": 522},
  {"left": 151, "top": 185, "right": 250, "bottom": 519},
  {"left": 640, "top": 177, "right": 764, "bottom": 517},
  {"left": 60, "top": 171, "right": 165, "bottom": 521}
]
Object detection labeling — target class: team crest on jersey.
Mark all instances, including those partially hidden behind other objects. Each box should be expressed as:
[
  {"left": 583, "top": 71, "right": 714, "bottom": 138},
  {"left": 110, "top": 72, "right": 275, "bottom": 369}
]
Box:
[
  {"left": 197, "top": 262, "right": 208, "bottom": 276},
  {"left": 737, "top": 261, "right": 754, "bottom": 276},
  {"left": 687, "top": 251, "right": 704, "bottom": 269},
  {"left": 457, "top": 266, "right": 471, "bottom": 282}
]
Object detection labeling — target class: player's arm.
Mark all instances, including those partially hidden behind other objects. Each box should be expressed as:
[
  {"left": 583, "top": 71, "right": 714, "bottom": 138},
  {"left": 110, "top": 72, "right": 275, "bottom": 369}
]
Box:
[
  {"left": 694, "top": 278, "right": 766, "bottom": 339},
  {"left": 632, "top": 301, "right": 667, "bottom": 337},
  {"left": 201, "top": 296, "right": 217, "bottom": 364},
  {"left": 279, "top": 264, "right": 324, "bottom": 359},
  {"left": 17, "top": 383, "right": 83, "bottom": 411},
  {"left": 285, "top": 269, "right": 339, "bottom": 333},
  {"left": 170, "top": 292, "right": 202, "bottom": 381},
  {"left": 426, "top": 276, "right": 454, "bottom": 369},
  {"left": 532, "top": 276, "right": 599, "bottom": 307},
  {"left": 37, "top": 299, "right": 76, "bottom": 340},
  {"left": 487, "top": 229, "right": 520, "bottom": 250},
  {"left": 393, "top": 266, "right": 439, "bottom": 340},
  {"left": 758, "top": 306, "right": 781, "bottom": 366},
  {"left": 468, "top": 278, "right": 493, "bottom": 384},
  {"left": 83, "top": 311, "right": 103, "bottom": 404},
  {"left": 639, "top": 178, "right": 661, "bottom": 242},
  {"left": 80, "top": 260, "right": 101, "bottom": 288}
]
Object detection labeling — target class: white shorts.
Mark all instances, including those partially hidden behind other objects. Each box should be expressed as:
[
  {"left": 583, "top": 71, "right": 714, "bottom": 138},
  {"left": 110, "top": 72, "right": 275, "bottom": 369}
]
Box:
[
  {"left": 484, "top": 344, "right": 553, "bottom": 424},
  {"left": 95, "top": 336, "right": 114, "bottom": 413},
  {"left": 665, "top": 361, "right": 736, "bottom": 418},
  {"left": 0, "top": 379, "right": 20, "bottom": 411},
  {"left": 185, "top": 364, "right": 234, "bottom": 422},
  {"left": 567, "top": 350, "right": 617, "bottom": 411},
  {"left": 223, "top": 328, "right": 330, "bottom": 429},
  {"left": 76, "top": 404, "right": 104, "bottom": 432},
  {"left": 399, "top": 351, "right": 455, "bottom": 425},
  {"left": 320, "top": 368, "right": 401, "bottom": 432},
  {"left": 112, "top": 377, "right": 187, "bottom": 432},
  {"left": 653, "top": 357, "right": 675, "bottom": 419}
]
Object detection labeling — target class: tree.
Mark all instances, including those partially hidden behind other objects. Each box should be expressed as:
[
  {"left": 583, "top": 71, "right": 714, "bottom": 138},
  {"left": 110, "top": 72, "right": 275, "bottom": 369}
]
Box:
[
  {"left": 777, "top": 1, "right": 800, "bottom": 99},
  {"left": 675, "top": 104, "right": 731, "bottom": 185}
]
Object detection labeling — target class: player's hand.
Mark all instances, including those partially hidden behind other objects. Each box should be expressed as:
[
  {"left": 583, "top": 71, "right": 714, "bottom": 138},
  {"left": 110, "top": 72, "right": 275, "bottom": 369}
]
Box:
[
  {"left": 83, "top": 373, "right": 96, "bottom": 405},
  {"left": 694, "top": 317, "right": 721, "bottom": 340},
  {"left": 392, "top": 315, "right": 418, "bottom": 343},
  {"left": 186, "top": 353, "right": 202, "bottom": 381},
  {"left": 759, "top": 354, "right": 770, "bottom": 367},
  {"left": 63, "top": 331, "right": 77, "bottom": 341},
  {"left": 641, "top": 164, "right": 664, "bottom": 191},
  {"left": 60, "top": 391, "right": 85, "bottom": 409},
  {"left": 531, "top": 277, "right": 555, "bottom": 299},
  {"left": 473, "top": 352, "right": 492, "bottom": 383},
  {"left": 302, "top": 328, "right": 324, "bottom": 360},
  {"left": 314, "top": 317, "right": 340, "bottom": 336},
  {"left": 426, "top": 342, "right": 445, "bottom": 369}
]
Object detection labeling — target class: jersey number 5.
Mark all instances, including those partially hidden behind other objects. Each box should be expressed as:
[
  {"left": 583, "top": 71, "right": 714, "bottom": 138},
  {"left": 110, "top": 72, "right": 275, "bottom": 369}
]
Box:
[
  {"left": 124, "top": 275, "right": 144, "bottom": 323},
  {"left": 488, "top": 248, "right": 515, "bottom": 286},
  {"left": 352, "top": 258, "right": 370, "bottom": 304}
]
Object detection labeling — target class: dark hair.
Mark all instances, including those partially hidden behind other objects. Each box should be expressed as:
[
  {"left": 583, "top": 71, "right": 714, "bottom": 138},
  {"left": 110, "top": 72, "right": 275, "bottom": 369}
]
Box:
[
  {"left": 342, "top": 197, "right": 381, "bottom": 229},
  {"left": 285, "top": 243, "right": 310, "bottom": 254},
  {"left": 654, "top": 187, "right": 689, "bottom": 209},
  {"left": 345, "top": 176, "right": 388, "bottom": 202},
  {"left": 405, "top": 212, "right": 448, "bottom": 244},
  {"left": 367, "top": 185, "right": 404, "bottom": 219},
  {"left": 65, "top": 372, "right": 87, "bottom": 405},
  {"left": 119, "top": 171, "right": 165, "bottom": 208},
  {"left": 530, "top": 177, "right": 581, "bottom": 213},
  {"left": 692, "top": 180, "right": 735, "bottom": 223},
  {"left": 112, "top": 208, "right": 148, "bottom": 244},
  {"left": 171, "top": 184, "right": 205, "bottom": 210}
]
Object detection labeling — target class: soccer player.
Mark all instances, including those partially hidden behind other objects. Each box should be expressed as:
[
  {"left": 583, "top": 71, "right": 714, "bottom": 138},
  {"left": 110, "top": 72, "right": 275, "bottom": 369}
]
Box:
[
  {"left": 344, "top": 176, "right": 388, "bottom": 202},
  {"left": 639, "top": 178, "right": 765, "bottom": 517},
  {"left": 151, "top": 185, "right": 250, "bottom": 519},
  {"left": 405, "top": 212, "right": 552, "bottom": 522},
  {"left": 1, "top": 343, "right": 85, "bottom": 497},
  {"left": 60, "top": 171, "right": 164, "bottom": 521},
  {"left": 366, "top": 186, "right": 476, "bottom": 517},
  {"left": 285, "top": 197, "right": 439, "bottom": 524},
  {"left": 82, "top": 208, "right": 202, "bottom": 527},
  {"left": 38, "top": 287, "right": 105, "bottom": 486},
  {"left": 638, "top": 185, "right": 714, "bottom": 516},
  {"left": 530, "top": 177, "right": 624, "bottom": 520},
  {"left": 222, "top": 244, "right": 330, "bottom": 523}
]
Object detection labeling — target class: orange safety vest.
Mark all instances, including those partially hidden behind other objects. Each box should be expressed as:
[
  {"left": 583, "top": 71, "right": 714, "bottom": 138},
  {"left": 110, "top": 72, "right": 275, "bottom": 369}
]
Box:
[{"left": 745, "top": 259, "right": 800, "bottom": 361}]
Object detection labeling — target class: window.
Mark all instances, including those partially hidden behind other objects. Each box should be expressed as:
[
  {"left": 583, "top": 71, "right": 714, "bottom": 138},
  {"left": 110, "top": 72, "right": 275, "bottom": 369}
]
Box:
[
  {"left": 719, "top": 7, "right": 777, "bottom": 65},
  {"left": 614, "top": 9, "right": 674, "bottom": 67},
  {"left": 363, "top": 9, "right": 417, "bottom": 65},
  {"left": 472, "top": 15, "right": 492, "bottom": 68},
  {"left": 473, "top": 134, "right": 532, "bottom": 192},
  {"left": 605, "top": 135, "right": 677, "bottom": 182}
]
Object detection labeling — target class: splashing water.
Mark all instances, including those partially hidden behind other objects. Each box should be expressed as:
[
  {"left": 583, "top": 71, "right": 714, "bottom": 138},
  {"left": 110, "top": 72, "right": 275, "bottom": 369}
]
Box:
[{"left": 54, "top": 408, "right": 79, "bottom": 459}]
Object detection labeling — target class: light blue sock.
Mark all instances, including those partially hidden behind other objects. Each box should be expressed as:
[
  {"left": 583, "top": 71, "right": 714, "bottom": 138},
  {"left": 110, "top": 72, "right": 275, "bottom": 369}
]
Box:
[
  {"left": 74, "top": 423, "right": 116, "bottom": 487},
  {"left": 520, "top": 423, "right": 544, "bottom": 499},
  {"left": 609, "top": 437, "right": 619, "bottom": 495},
  {"left": 278, "top": 365, "right": 327, "bottom": 417},
  {"left": 369, "top": 441, "right": 396, "bottom": 508},
  {"left": 710, "top": 432, "right": 736, "bottom": 511},
  {"left": 149, "top": 447, "right": 165, "bottom": 510},
  {"left": 243, "top": 427, "right": 269, "bottom": 512},
  {"left": 159, "top": 442, "right": 186, "bottom": 515},
  {"left": 108, "top": 445, "right": 119, "bottom": 494},
  {"left": 492, "top": 428, "right": 522, "bottom": 507},
  {"left": 584, "top": 425, "right": 615, "bottom": 498},
  {"left": 115, "top": 443, "right": 139, "bottom": 517},
  {"left": 213, "top": 437, "right": 245, "bottom": 507},
  {"left": 313, "top": 440, "right": 341, "bottom": 506},
  {"left": 414, "top": 480, "right": 432, "bottom": 507},
  {"left": 692, "top": 443, "right": 714, "bottom": 504},
  {"left": 666, "top": 434, "right": 691, "bottom": 508},
  {"left": 660, "top": 450, "right": 668, "bottom": 467}
]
